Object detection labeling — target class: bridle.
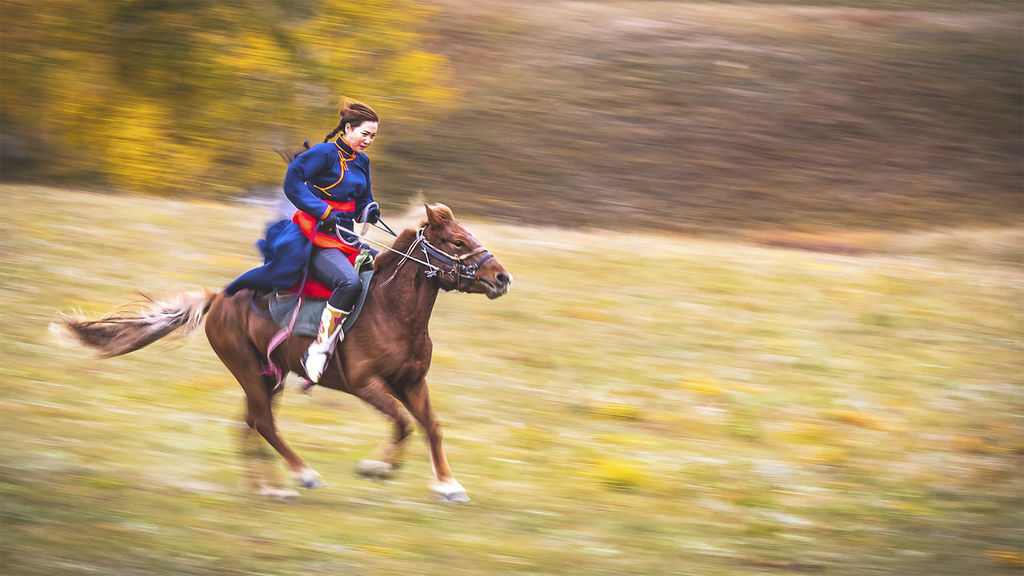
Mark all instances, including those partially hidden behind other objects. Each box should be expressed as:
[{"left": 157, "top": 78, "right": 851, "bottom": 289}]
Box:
[
  {"left": 413, "top": 228, "right": 494, "bottom": 292},
  {"left": 375, "top": 228, "right": 494, "bottom": 291},
  {"left": 332, "top": 204, "right": 495, "bottom": 291},
  {"left": 379, "top": 227, "right": 493, "bottom": 292}
]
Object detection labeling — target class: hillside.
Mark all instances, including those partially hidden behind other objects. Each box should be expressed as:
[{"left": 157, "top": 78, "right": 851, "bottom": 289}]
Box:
[
  {"left": 1, "top": 1, "right": 1020, "bottom": 233},
  {"left": 374, "top": 1, "right": 1022, "bottom": 232}
]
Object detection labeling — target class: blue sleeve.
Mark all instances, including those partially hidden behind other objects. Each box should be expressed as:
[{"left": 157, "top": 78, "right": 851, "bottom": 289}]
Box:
[
  {"left": 283, "top": 147, "right": 331, "bottom": 219},
  {"left": 354, "top": 156, "right": 374, "bottom": 218}
]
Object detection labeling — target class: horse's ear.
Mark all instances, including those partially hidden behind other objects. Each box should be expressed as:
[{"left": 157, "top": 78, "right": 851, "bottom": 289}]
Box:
[
  {"left": 425, "top": 203, "right": 441, "bottom": 227},
  {"left": 424, "top": 203, "right": 453, "bottom": 227}
]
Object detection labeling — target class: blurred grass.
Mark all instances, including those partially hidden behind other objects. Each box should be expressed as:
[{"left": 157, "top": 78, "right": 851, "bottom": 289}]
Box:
[{"left": 2, "top": 184, "right": 1021, "bottom": 574}]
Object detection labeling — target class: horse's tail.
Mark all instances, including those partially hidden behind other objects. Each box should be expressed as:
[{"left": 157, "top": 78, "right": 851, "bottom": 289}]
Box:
[{"left": 60, "top": 290, "right": 218, "bottom": 359}]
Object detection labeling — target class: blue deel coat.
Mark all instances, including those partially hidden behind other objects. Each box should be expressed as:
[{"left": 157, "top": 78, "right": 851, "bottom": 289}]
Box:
[
  {"left": 224, "top": 138, "right": 374, "bottom": 295},
  {"left": 224, "top": 219, "right": 311, "bottom": 295},
  {"left": 284, "top": 138, "right": 374, "bottom": 224}
]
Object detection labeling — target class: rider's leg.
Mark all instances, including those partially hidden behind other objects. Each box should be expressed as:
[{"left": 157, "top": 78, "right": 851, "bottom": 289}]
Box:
[{"left": 303, "top": 248, "right": 361, "bottom": 382}]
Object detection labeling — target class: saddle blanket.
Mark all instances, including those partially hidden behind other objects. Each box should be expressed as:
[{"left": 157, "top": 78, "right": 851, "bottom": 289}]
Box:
[{"left": 268, "top": 268, "right": 374, "bottom": 337}]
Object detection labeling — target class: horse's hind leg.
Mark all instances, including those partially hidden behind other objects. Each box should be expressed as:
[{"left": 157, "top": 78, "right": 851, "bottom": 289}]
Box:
[
  {"left": 397, "top": 379, "right": 469, "bottom": 503},
  {"left": 206, "top": 293, "right": 322, "bottom": 493},
  {"left": 351, "top": 377, "right": 413, "bottom": 479},
  {"left": 242, "top": 371, "right": 325, "bottom": 489},
  {"left": 238, "top": 394, "right": 299, "bottom": 499},
  {"left": 210, "top": 337, "right": 324, "bottom": 491}
]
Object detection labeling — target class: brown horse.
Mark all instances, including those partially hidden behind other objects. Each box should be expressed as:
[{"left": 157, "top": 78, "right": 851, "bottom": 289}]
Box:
[{"left": 62, "top": 204, "right": 511, "bottom": 501}]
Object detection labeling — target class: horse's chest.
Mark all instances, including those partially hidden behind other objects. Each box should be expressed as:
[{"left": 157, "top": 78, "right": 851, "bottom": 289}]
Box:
[{"left": 379, "top": 339, "right": 432, "bottom": 384}]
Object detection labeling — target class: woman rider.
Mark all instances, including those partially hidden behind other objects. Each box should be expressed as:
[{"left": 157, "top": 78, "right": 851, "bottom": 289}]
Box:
[{"left": 285, "top": 99, "right": 381, "bottom": 382}]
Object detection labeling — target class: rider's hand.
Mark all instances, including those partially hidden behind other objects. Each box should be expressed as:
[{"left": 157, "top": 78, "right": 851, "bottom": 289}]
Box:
[
  {"left": 320, "top": 213, "right": 366, "bottom": 249},
  {"left": 359, "top": 204, "right": 381, "bottom": 224},
  {"left": 320, "top": 211, "right": 348, "bottom": 230}
]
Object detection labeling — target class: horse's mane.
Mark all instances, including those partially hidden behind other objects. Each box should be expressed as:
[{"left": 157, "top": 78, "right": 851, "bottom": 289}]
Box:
[
  {"left": 373, "top": 228, "right": 419, "bottom": 273},
  {"left": 372, "top": 204, "right": 454, "bottom": 273}
]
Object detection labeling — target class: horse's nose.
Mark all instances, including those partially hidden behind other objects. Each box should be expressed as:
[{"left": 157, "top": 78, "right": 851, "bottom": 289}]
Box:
[{"left": 497, "top": 272, "right": 512, "bottom": 291}]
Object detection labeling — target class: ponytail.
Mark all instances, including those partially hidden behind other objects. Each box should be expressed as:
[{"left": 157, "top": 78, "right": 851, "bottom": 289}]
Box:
[{"left": 322, "top": 121, "right": 344, "bottom": 143}]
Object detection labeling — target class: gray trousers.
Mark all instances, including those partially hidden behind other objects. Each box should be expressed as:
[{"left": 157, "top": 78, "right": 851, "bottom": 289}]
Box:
[{"left": 309, "top": 247, "right": 361, "bottom": 310}]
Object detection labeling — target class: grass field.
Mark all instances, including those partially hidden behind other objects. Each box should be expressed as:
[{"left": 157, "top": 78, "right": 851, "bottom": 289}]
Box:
[{"left": 1, "top": 185, "right": 1022, "bottom": 575}]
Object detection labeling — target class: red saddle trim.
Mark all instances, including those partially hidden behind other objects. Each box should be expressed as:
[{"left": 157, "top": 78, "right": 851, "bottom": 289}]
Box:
[{"left": 297, "top": 279, "right": 334, "bottom": 299}]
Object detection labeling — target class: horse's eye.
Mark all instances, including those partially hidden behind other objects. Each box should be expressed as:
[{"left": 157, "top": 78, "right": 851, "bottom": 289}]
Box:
[{"left": 452, "top": 240, "right": 465, "bottom": 248}]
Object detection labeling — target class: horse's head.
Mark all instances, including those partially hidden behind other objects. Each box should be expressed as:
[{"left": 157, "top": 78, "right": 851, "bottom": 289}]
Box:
[{"left": 420, "top": 203, "right": 511, "bottom": 299}]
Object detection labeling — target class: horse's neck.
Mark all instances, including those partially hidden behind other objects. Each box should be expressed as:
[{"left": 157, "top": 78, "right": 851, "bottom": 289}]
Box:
[{"left": 370, "top": 253, "right": 439, "bottom": 333}]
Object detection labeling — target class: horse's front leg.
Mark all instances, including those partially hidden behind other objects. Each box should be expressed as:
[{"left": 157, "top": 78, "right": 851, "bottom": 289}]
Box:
[
  {"left": 398, "top": 379, "right": 469, "bottom": 503},
  {"left": 349, "top": 377, "right": 413, "bottom": 479}
]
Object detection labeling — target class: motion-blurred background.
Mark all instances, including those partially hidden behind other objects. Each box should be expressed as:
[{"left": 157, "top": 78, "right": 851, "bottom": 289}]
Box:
[
  {"left": 3, "top": 0, "right": 1020, "bottom": 232},
  {"left": 2, "top": 2, "right": 1022, "bottom": 575}
]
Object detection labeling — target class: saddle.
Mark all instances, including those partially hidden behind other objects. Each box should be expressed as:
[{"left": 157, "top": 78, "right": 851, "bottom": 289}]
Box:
[{"left": 261, "top": 250, "right": 374, "bottom": 388}]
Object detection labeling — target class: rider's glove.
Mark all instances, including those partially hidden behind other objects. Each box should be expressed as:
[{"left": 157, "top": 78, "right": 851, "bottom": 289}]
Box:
[
  {"left": 320, "top": 210, "right": 348, "bottom": 231},
  {"left": 359, "top": 204, "right": 381, "bottom": 224},
  {"left": 320, "top": 210, "right": 368, "bottom": 249}
]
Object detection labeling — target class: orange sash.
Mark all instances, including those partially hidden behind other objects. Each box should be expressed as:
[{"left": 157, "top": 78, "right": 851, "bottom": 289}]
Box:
[{"left": 292, "top": 200, "right": 359, "bottom": 255}]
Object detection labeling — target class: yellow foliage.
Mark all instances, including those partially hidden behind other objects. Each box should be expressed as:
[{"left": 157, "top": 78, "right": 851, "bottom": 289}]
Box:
[
  {"left": 782, "top": 421, "right": 834, "bottom": 443},
  {"left": 589, "top": 458, "right": 651, "bottom": 492},
  {"left": 823, "top": 409, "right": 886, "bottom": 431},
  {"left": 597, "top": 433, "right": 657, "bottom": 448},
  {"left": 889, "top": 501, "right": 932, "bottom": 516},
  {"left": 950, "top": 436, "right": 994, "bottom": 453},
  {"left": 802, "top": 446, "right": 849, "bottom": 465},
  {"left": 591, "top": 402, "right": 642, "bottom": 421},
  {"left": 99, "top": 99, "right": 179, "bottom": 191},
  {"left": 361, "top": 545, "right": 401, "bottom": 558},
  {"left": 1, "top": 0, "right": 456, "bottom": 195},
  {"left": 986, "top": 550, "right": 1024, "bottom": 567},
  {"left": 683, "top": 379, "right": 726, "bottom": 395},
  {"left": 509, "top": 425, "right": 550, "bottom": 449},
  {"left": 568, "top": 307, "right": 611, "bottom": 322}
]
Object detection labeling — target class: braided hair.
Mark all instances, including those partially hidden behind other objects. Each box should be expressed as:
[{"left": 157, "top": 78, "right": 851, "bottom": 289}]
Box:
[{"left": 323, "top": 99, "right": 380, "bottom": 143}]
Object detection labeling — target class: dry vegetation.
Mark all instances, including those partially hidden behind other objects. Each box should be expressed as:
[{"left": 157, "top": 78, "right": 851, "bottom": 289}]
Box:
[
  {"left": 2, "top": 2, "right": 1021, "bottom": 574},
  {"left": 1, "top": 185, "right": 1021, "bottom": 575},
  {"left": 376, "top": 0, "right": 1022, "bottom": 231}
]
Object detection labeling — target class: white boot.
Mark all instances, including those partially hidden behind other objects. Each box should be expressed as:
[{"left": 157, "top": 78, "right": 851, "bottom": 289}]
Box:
[{"left": 302, "top": 303, "right": 348, "bottom": 383}]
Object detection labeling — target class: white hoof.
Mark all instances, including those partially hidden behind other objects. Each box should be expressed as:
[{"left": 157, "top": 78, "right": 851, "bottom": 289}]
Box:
[
  {"left": 431, "top": 479, "right": 470, "bottom": 503},
  {"left": 356, "top": 460, "right": 395, "bottom": 479},
  {"left": 259, "top": 486, "right": 300, "bottom": 500},
  {"left": 297, "top": 468, "right": 325, "bottom": 489}
]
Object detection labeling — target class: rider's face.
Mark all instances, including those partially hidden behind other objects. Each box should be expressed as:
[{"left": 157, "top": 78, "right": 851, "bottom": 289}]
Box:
[{"left": 343, "top": 121, "right": 378, "bottom": 154}]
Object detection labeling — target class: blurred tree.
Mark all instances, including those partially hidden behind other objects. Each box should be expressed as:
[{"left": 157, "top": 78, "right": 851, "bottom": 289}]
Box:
[{"left": 0, "top": 0, "right": 454, "bottom": 196}]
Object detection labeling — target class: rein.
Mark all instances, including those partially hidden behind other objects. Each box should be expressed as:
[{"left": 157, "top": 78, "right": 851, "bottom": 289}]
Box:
[
  {"left": 413, "top": 229, "right": 493, "bottom": 292},
  {"left": 374, "top": 228, "right": 492, "bottom": 290},
  {"left": 329, "top": 207, "right": 493, "bottom": 291},
  {"left": 331, "top": 223, "right": 439, "bottom": 274}
]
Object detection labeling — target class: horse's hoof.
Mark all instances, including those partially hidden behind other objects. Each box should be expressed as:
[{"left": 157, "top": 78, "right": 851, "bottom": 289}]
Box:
[
  {"left": 439, "top": 490, "right": 471, "bottom": 503},
  {"left": 431, "top": 479, "right": 470, "bottom": 503},
  {"left": 356, "top": 459, "right": 395, "bottom": 479},
  {"left": 259, "top": 486, "right": 300, "bottom": 500},
  {"left": 297, "top": 469, "right": 325, "bottom": 489}
]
